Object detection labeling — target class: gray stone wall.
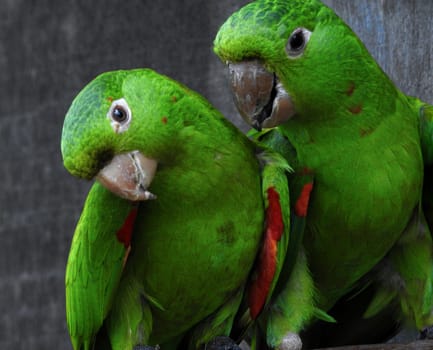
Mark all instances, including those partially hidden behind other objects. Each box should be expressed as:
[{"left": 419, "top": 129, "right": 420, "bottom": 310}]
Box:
[{"left": 1, "top": 1, "right": 432, "bottom": 349}]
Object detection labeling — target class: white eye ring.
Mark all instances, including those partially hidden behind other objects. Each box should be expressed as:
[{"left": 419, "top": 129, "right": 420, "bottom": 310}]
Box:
[
  {"left": 286, "top": 27, "right": 312, "bottom": 58},
  {"left": 107, "top": 98, "right": 132, "bottom": 134}
]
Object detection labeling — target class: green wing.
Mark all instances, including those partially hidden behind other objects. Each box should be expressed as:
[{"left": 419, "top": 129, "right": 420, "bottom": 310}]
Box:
[
  {"left": 230, "top": 146, "right": 291, "bottom": 339},
  {"left": 233, "top": 131, "right": 322, "bottom": 349},
  {"left": 362, "top": 100, "right": 433, "bottom": 327},
  {"left": 250, "top": 128, "right": 312, "bottom": 299},
  {"left": 252, "top": 128, "right": 304, "bottom": 279},
  {"left": 66, "top": 182, "right": 136, "bottom": 350},
  {"left": 251, "top": 130, "right": 323, "bottom": 349},
  {"left": 257, "top": 148, "right": 293, "bottom": 312},
  {"left": 420, "top": 102, "right": 433, "bottom": 165},
  {"left": 419, "top": 102, "right": 433, "bottom": 229}
]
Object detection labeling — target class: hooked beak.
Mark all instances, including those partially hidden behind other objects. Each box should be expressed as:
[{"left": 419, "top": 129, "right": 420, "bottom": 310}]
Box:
[
  {"left": 96, "top": 151, "right": 157, "bottom": 201},
  {"left": 228, "top": 60, "right": 295, "bottom": 130}
]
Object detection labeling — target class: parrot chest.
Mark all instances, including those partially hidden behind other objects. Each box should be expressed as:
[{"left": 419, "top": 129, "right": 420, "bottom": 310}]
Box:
[
  {"left": 292, "top": 124, "right": 423, "bottom": 305},
  {"left": 118, "top": 168, "right": 264, "bottom": 343}
]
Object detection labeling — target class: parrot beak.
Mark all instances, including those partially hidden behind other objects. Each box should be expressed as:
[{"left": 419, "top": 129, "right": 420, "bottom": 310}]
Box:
[
  {"left": 228, "top": 60, "right": 295, "bottom": 130},
  {"left": 96, "top": 151, "right": 158, "bottom": 201}
]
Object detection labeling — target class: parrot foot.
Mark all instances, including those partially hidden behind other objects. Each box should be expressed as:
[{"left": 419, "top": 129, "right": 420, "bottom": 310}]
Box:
[
  {"left": 420, "top": 326, "right": 433, "bottom": 340},
  {"left": 276, "top": 332, "right": 302, "bottom": 350},
  {"left": 204, "top": 336, "right": 241, "bottom": 350},
  {"left": 133, "top": 345, "right": 160, "bottom": 350}
]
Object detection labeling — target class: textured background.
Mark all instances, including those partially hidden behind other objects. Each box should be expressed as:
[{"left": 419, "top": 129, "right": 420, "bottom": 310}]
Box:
[{"left": 1, "top": 1, "right": 433, "bottom": 349}]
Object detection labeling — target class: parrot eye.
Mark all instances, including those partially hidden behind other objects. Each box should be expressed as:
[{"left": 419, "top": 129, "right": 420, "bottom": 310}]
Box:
[
  {"left": 286, "top": 27, "right": 311, "bottom": 58},
  {"left": 112, "top": 107, "right": 128, "bottom": 123},
  {"left": 107, "top": 98, "right": 132, "bottom": 134}
]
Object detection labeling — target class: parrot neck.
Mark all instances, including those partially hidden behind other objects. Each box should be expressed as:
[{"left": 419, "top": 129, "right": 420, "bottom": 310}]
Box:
[
  {"left": 284, "top": 68, "right": 406, "bottom": 147},
  {"left": 151, "top": 117, "right": 258, "bottom": 206},
  {"left": 277, "top": 76, "right": 417, "bottom": 179}
]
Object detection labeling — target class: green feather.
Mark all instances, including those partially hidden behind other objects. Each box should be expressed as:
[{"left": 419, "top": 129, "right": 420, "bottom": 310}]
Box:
[
  {"left": 65, "top": 182, "right": 133, "bottom": 350},
  {"left": 214, "top": 0, "right": 433, "bottom": 347},
  {"left": 62, "top": 68, "right": 290, "bottom": 349},
  {"left": 418, "top": 101, "right": 433, "bottom": 165}
]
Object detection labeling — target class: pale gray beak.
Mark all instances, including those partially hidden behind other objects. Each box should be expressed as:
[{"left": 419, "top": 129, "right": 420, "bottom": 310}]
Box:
[
  {"left": 97, "top": 151, "right": 157, "bottom": 201},
  {"left": 228, "top": 60, "right": 295, "bottom": 130}
]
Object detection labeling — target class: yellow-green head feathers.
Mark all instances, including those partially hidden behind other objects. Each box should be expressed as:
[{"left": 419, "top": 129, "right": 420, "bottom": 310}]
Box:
[
  {"left": 214, "top": 0, "right": 336, "bottom": 63},
  {"left": 61, "top": 69, "right": 237, "bottom": 180},
  {"left": 214, "top": 0, "right": 395, "bottom": 122}
]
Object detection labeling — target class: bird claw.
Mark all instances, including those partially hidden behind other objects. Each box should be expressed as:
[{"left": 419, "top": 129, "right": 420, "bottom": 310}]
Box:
[
  {"left": 276, "top": 332, "right": 302, "bottom": 350},
  {"left": 133, "top": 345, "right": 160, "bottom": 350},
  {"left": 420, "top": 326, "right": 433, "bottom": 340},
  {"left": 205, "top": 336, "right": 241, "bottom": 350}
]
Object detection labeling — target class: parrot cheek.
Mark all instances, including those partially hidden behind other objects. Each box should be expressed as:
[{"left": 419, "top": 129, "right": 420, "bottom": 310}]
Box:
[
  {"left": 228, "top": 60, "right": 295, "bottom": 130},
  {"left": 96, "top": 151, "right": 158, "bottom": 201}
]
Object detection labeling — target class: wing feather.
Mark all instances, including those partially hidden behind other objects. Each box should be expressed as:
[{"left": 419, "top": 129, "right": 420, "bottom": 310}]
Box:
[{"left": 65, "top": 182, "right": 137, "bottom": 349}]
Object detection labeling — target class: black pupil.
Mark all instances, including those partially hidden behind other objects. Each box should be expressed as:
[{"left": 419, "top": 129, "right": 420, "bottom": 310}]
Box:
[
  {"left": 290, "top": 30, "right": 305, "bottom": 51},
  {"left": 112, "top": 107, "right": 126, "bottom": 122}
]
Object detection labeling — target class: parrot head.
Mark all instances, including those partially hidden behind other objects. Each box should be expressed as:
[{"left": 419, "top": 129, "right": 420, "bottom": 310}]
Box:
[
  {"left": 214, "top": 0, "right": 386, "bottom": 130},
  {"left": 61, "top": 69, "right": 217, "bottom": 201}
]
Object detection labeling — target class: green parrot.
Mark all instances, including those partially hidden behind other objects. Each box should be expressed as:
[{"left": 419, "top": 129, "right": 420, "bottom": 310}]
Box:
[
  {"left": 214, "top": 0, "right": 433, "bottom": 348},
  {"left": 61, "top": 68, "right": 301, "bottom": 350}
]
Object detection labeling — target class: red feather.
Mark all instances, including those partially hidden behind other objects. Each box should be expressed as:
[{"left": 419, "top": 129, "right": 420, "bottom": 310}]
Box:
[
  {"left": 116, "top": 207, "right": 138, "bottom": 248},
  {"left": 249, "top": 187, "right": 284, "bottom": 319},
  {"left": 295, "top": 182, "right": 313, "bottom": 217}
]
